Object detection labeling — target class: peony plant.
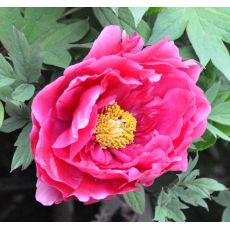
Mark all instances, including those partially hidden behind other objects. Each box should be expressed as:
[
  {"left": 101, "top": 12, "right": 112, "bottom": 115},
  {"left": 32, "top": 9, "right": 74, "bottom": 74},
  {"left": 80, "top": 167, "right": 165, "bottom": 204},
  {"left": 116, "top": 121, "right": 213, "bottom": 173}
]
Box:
[{"left": 0, "top": 7, "right": 229, "bottom": 222}]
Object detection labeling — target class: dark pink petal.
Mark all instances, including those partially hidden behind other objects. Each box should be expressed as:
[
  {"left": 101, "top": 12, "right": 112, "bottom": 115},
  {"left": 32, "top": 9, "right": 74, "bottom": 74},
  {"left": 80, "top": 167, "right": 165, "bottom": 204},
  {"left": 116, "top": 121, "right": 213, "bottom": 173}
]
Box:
[{"left": 85, "top": 25, "right": 122, "bottom": 60}]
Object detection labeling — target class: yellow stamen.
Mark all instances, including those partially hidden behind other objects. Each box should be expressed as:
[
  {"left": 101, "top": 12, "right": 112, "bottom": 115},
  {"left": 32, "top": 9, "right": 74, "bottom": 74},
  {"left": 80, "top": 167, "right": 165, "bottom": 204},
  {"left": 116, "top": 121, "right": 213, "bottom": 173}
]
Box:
[{"left": 95, "top": 103, "right": 137, "bottom": 149}]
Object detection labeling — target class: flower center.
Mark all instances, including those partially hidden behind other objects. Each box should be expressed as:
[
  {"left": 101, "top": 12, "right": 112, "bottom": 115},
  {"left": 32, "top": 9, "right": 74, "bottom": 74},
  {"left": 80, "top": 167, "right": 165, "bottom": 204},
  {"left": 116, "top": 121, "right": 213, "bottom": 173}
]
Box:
[{"left": 95, "top": 103, "right": 137, "bottom": 149}]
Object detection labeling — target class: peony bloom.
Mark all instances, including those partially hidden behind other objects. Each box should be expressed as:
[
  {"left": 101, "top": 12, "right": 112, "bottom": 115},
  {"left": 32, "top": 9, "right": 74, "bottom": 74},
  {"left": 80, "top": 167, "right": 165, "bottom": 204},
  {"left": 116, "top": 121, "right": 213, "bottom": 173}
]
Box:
[{"left": 30, "top": 25, "right": 211, "bottom": 206}]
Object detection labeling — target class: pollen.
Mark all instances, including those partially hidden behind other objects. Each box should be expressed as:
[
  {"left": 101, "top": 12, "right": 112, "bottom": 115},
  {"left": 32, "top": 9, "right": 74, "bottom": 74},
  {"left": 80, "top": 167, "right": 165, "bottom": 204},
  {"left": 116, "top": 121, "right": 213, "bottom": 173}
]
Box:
[{"left": 95, "top": 103, "right": 137, "bottom": 149}]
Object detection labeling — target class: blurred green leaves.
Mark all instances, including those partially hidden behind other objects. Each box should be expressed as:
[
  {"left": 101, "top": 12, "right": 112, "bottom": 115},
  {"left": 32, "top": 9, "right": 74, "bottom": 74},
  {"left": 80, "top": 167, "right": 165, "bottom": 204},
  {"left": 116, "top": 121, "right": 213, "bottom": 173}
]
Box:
[
  {"left": 11, "top": 123, "right": 33, "bottom": 171},
  {"left": 154, "top": 155, "right": 226, "bottom": 222},
  {"left": 214, "top": 191, "right": 230, "bottom": 222},
  {"left": 93, "top": 7, "right": 151, "bottom": 42},
  {"left": 9, "top": 28, "right": 42, "bottom": 83},
  {"left": 0, "top": 8, "right": 89, "bottom": 68},
  {"left": 149, "top": 8, "right": 230, "bottom": 82}
]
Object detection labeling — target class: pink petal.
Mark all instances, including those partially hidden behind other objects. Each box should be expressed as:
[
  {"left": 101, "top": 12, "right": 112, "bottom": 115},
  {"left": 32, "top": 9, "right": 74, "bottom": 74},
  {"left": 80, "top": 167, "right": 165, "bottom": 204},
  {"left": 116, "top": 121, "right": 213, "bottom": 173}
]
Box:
[{"left": 36, "top": 179, "right": 63, "bottom": 206}]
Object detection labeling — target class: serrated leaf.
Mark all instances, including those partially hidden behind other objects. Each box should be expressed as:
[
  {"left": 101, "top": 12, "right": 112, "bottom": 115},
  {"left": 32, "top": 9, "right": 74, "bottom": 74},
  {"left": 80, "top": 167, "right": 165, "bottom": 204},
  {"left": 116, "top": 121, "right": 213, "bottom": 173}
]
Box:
[
  {"left": 185, "top": 184, "right": 211, "bottom": 198},
  {"left": 41, "top": 49, "right": 71, "bottom": 69},
  {"left": 9, "top": 28, "right": 42, "bottom": 83},
  {"left": 209, "top": 102, "right": 230, "bottom": 126},
  {"left": 5, "top": 100, "right": 30, "bottom": 119},
  {"left": 0, "top": 8, "right": 89, "bottom": 68},
  {"left": 177, "top": 154, "right": 199, "bottom": 182},
  {"left": 93, "top": 7, "right": 151, "bottom": 42},
  {"left": 11, "top": 123, "right": 33, "bottom": 171},
  {"left": 0, "top": 101, "right": 4, "bottom": 127},
  {"left": 154, "top": 206, "right": 168, "bottom": 222},
  {"left": 192, "top": 178, "right": 226, "bottom": 192},
  {"left": 128, "top": 7, "right": 149, "bottom": 27},
  {"left": 0, "top": 54, "right": 14, "bottom": 76},
  {"left": 176, "top": 188, "right": 209, "bottom": 210},
  {"left": 207, "top": 123, "right": 230, "bottom": 141},
  {"left": 222, "top": 207, "right": 230, "bottom": 222},
  {"left": 183, "top": 169, "right": 200, "bottom": 184},
  {"left": 93, "top": 7, "right": 120, "bottom": 27},
  {"left": 148, "top": 8, "right": 230, "bottom": 81},
  {"left": 123, "top": 185, "right": 145, "bottom": 214},
  {"left": 205, "top": 81, "right": 221, "bottom": 104},
  {"left": 0, "top": 116, "right": 28, "bottom": 133},
  {"left": 118, "top": 8, "right": 151, "bottom": 42},
  {"left": 166, "top": 206, "right": 186, "bottom": 222},
  {"left": 0, "top": 8, "right": 24, "bottom": 49},
  {"left": 0, "top": 54, "right": 16, "bottom": 87},
  {"left": 12, "top": 83, "right": 35, "bottom": 102}
]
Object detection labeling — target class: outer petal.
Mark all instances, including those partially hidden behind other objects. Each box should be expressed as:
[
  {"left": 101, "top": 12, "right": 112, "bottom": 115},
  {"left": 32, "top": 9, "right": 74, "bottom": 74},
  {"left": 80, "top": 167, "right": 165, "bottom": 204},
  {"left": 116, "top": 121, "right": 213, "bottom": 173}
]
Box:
[
  {"left": 32, "top": 76, "right": 66, "bottom": 125},
  {"left": 85, "top": 25, "right": 122, "bottom": 60},
  {"left": 36, "top": 179, "right": 63, "bottom": 206}
]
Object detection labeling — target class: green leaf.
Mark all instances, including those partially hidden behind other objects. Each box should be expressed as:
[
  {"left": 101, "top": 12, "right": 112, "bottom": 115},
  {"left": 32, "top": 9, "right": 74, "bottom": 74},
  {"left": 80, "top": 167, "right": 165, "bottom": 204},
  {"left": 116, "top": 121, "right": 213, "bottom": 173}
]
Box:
[
  {"left": 148, "top": 8, "right": 230, "bottom": 81},
  {"left": 154, "top": 190, "right": 187, "bottom": 222},
  {"left": 148, "top": 8, "right": 187, "bottom": 44},
  {"left": 222, "top": 207, "right": 230, "bottom": 222},
  {"left": 175, "top": 188, "right": 209, "bottom": 210},
  {"left": 11, "top": 123, "right": 33, "bottom": 171},
  {"left": 12, "top": 83, "right": 35, "bottom": 102},
  {"left": 0, "top": 116, "right": 28, "bottom": 133},
  {"left": 0, "top": 8, "right": 89, "bottom": 68},
  {"left": 166, "top": 205, "right": 186, "bottom": 222},
  {"left": 0, "top": 76, "right": 15, "bottom": 88},
  {"left": 93, "top": 7, "right": 120, "bottom": 27},
  {"left": 0, "top": 54, "right": 16, "bottom": 87},
  {"left": 40, "top": 19, "right": 89, "bottom": 67},
  {"left": 214, "top": 123, "right": 230, "bottom": 137},
  {"left": 118, "top": 8, "right": 151, "bottom": 42},
  {"left": 0, "top": 8, "right": 24, "bottom": 49},
  {"left": 177, "top": 154, "right": 199, "bottom": 182},
  {"left": 0, "top": 101, "right": 4, "bottom": 127},
  {"left": 0, "top": 86, "right": 13, "bottom": 102},
  {"left": 128, "top": 7, "right": 149, "bottom": 27},
  {"left": 207, "top": 123, "right": 230, "bottom": 141},
  {"left": 5, "top": 100, "right": 30, "bottom": 119},
  {"left": 9, "top": 28, "right": 42, "bottom": 83},
  {"left": 111, "top": 7, "right": 149, "bottom": 27},
  {"left": 154, "top": 206, "right": 168, "bottom": 222},
  {"left": 23, "top": 8, "right": 89, "bottom": 68},
  {"left": 191, "top": 130, "right": 217, "bottom": 151},
  {"left": 123, "top": 185, "right": 145, "bottom": 214},
  {"left": 209, "top": 102, "right": 230, "bottom": 126},
  {"left": 213, "top": 191, "right": 230, "bottom": 222},
  {"left": 214, "top": 190, "right": 230, "bottom": 207},
  {"left": 205, "top": 81, "right": 221, "bottom": 104},
  {"left": 154, "top": 155, "right": 227, "bottom": 221},
  {"left": 93, "top": 7, "right": 151, "bottom": 42},
  {"left": 187, "top": 178, "right": 226, "bottom": 192}
]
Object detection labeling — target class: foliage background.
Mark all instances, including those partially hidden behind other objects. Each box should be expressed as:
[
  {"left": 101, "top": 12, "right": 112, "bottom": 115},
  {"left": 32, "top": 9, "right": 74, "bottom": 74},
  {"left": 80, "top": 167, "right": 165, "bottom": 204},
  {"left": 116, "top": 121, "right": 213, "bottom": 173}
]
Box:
[{"left": 0, "top": 7, "right": 230, "bottom": 221}]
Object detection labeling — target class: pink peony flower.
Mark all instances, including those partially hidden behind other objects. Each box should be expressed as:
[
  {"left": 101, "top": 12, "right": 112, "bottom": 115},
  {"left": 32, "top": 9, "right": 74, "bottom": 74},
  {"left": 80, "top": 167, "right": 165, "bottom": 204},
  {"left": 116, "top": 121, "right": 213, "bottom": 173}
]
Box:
[{"left": 30, "top": 25, "right": 211, "bottom": 206}]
